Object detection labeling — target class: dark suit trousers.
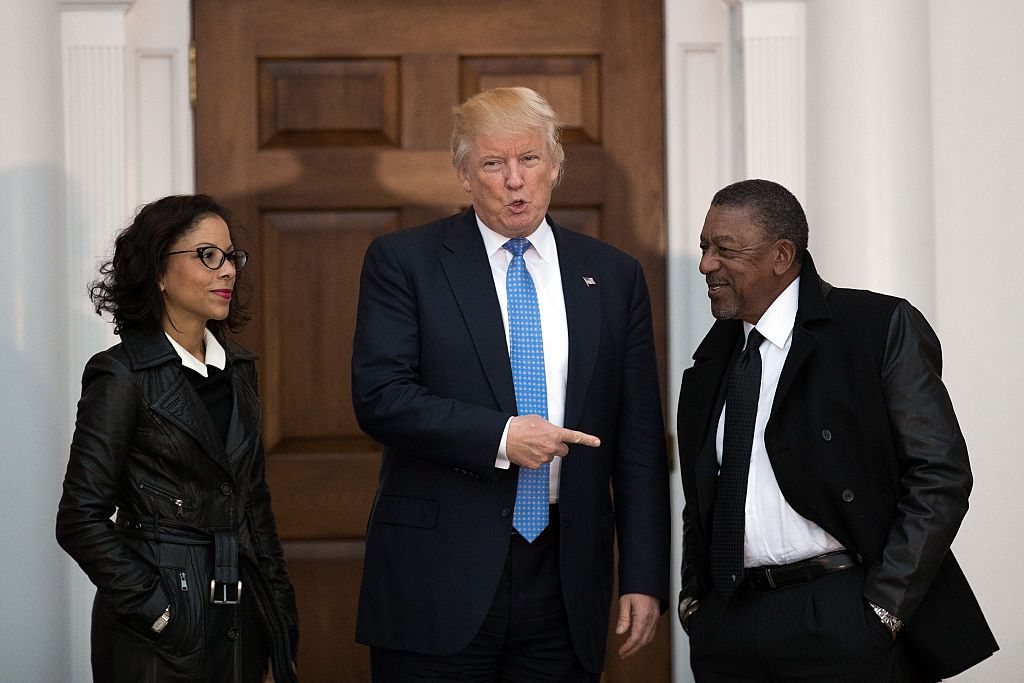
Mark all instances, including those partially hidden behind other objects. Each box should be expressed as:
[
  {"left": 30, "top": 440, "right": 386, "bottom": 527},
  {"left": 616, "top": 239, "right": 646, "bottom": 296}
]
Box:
[
  {"left": 371, "top": 507, "right": 598, "bottom": 682},
  {"left": 688, "top": 565, "right": 921, "bottom": 682}
]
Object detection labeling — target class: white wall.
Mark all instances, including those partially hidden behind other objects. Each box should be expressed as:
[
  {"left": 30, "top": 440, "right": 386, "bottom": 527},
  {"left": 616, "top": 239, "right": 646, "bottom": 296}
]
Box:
[
  {"left": 930, "top": 1, "right": 1024, "bottom": 678},
  {"left": 0, "top": 2, "right": 71, "bottom": 681}
]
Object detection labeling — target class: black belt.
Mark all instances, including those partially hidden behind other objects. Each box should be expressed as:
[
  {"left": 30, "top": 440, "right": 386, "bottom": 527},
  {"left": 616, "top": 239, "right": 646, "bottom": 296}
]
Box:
[
  {"left": 744, "top": 550, "right": 859, "bottom": 590},
  {"left": 115, "top": 511, "right": 241, "bottom": 605},
  {"left": 211, "top": 529, "right": 241, "bottom": 604}
]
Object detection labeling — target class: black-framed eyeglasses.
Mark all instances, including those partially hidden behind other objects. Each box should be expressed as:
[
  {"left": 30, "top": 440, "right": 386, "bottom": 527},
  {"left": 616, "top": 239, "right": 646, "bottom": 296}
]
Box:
[{"left": 167, "top": 246, "right": 249, "bottom": 271}]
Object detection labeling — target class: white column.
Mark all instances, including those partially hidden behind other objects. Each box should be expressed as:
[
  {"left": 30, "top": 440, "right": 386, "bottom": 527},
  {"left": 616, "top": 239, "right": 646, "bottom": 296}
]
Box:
[
  {"left": 61, "top": 1, "right": 132, "bottom": 368},
  {"left": 737, "top": 0, "right": 807, "bottom": 199},
  {"left": 804, "top": 0, "right": 935, "bottom": 316},
  {"left": 125, "top": 0, "right": 196, "bottom": 205},
  {"left": 60, "top": 4, "right": 134, "bottom": 676},
  {"left": 0, "top": 1, "right": 71, "bottom": 681}
]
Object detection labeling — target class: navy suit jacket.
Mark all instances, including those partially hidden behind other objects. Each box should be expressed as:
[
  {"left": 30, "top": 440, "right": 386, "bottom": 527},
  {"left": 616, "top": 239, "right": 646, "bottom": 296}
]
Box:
[{"left": 351, "top": 209, "right": 670, "bottom": 671}]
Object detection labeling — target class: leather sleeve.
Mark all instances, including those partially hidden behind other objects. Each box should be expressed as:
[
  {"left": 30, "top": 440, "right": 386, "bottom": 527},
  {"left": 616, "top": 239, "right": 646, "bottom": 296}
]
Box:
[
  {"left": 55, "top": 352, "right": 170, "bottom": 633},
  {"left": 611, "top": 261, "right": 671, "bottom": 607},
  {"left": 238, "top": 361, "right": 300, "bottom": 658},
  {"left": 351, "top": 235, "right": 511, "bottom": 478},
  {"left": 247, "top": 441, "right": 300, "bottom": 657},
  {"left": 863, "top": 300, "right": 972, "bottom": 620},
  {"left": 679, "top": 503, "right": 702, "bottom": 602}
]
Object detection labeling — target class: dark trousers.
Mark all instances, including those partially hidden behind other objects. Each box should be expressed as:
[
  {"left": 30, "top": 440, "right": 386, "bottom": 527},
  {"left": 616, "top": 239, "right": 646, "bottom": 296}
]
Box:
[
  {"left": 372, "top": 507, "right": 598, "bottom": 682},
  {"left": 689, "top": 565, "right": 920, "bottom": 682}
]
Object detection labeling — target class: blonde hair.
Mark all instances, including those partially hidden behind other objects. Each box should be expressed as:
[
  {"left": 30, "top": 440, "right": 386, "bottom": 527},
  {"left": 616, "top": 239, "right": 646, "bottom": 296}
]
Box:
[{"left": 450, "top": 87, "right": 565, "bottom": 185}]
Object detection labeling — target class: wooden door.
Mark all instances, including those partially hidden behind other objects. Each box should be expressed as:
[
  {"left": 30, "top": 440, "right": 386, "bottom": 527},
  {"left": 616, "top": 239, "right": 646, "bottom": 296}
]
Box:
[{"left": 194, "top": 1, "right": 667, "bottom": 680}]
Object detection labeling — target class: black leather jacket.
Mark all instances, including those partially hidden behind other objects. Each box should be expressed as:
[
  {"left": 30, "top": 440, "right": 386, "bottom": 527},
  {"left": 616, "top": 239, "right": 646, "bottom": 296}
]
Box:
[
  {"left": 56, "top": 329, "right": 298, "bottom": 681},
  {"left": 677, "top": 254, "right": 996, "bottom": 679}
]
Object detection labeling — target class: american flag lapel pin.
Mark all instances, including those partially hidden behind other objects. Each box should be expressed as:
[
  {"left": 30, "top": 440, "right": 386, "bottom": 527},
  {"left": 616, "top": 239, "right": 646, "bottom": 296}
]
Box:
[{"left": 582, "top": 276, "right": 597, "bottom": 287}]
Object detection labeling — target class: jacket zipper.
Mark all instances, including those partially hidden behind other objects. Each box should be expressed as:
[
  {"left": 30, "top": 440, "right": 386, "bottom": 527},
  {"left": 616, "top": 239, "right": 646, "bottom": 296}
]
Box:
[
  {"left": 137, "top": 479, "right": 194, "bottom": 519},
  {"left": 179, "top": 570, "right": 188, "bottom": 591}
]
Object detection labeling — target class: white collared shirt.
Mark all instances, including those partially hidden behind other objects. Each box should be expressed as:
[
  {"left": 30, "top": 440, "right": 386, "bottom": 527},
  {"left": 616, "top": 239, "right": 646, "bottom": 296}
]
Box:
[
  {"left": 714, "top": 276, "right": 844, "bottom": 567},
  {"left": 165, "top": 328, "right": 226, "bottom": 377},
  {"left": 476, "top": 215, "right": 569, "bottom": 503}
]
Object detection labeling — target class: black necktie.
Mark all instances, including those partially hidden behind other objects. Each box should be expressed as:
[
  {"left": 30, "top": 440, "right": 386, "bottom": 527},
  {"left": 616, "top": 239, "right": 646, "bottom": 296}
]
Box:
[{"left": 711, "top": 327, "right": 765, "bottom": 598}]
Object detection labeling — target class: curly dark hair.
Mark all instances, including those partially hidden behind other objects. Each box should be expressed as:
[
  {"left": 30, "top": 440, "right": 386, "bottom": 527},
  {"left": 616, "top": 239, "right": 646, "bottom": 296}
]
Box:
[
  {"left": 711, "top": 179, "right": 809, "bottom": 262},
  {"left": 90, "top": 194, "right": 251, "bottom": 335}
]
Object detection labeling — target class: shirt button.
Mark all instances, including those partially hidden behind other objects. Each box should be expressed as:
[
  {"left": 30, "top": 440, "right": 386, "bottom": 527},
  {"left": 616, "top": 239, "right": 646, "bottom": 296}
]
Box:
[
  {"left": 219, "top": 483, "right": 233, "bottom": 496},
  {"left": 821, "top": 429, "right": 832, "bottom": 442},
  {"left": 842, "top": 489, "right": 855, "bottom": 503},
  {"left": 500, "top": 507, "right": 512, "bottom": 518},
  {"left": 226, "top": 627, "right": 238, "bottom": 640}
]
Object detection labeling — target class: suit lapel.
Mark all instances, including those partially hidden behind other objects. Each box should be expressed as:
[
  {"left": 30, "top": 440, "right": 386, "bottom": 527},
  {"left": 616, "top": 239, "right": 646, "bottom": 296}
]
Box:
[
  {"left": 150, "top": 372, "right": 233, "bottom": 475},
  {"left": 224, "top": 354, "right": 259, "bottom": 464},
  {"left": 552, "top": 225, "right": 601, "bottom": 430},
  {"left": 440, "top": 211, "right": 518, "bottom": 414},
  {"left": 770, "top": 253, "right": 830, "bottom": 418},
  {"left": 682, "top": 321, "right": 741, "bottom": 533},
  {"left": 122, "top": 329, "right": 233, "bottom": 476}
]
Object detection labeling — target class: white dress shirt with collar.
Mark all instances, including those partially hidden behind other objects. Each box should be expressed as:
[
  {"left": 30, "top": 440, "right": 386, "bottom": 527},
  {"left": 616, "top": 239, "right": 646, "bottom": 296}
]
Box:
[
  {"left": 714, "top": 276, "right": 844, "bottom": 567},
  {"left": 165, "top": 328, "right": 226, "bottom": 377},
  {"left": 476, "top": 215, "right": 569, "bottom": 503}
]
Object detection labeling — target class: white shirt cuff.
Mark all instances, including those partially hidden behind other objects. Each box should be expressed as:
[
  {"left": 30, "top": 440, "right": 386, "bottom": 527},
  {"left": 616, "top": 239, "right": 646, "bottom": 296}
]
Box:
[{"left": 495, "top": 417, "right": 513, "bottom": 469}]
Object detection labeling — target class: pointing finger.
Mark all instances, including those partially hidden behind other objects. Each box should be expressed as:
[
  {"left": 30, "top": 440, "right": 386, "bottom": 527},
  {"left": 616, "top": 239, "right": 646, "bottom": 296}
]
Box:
[{"left": 562, "top": 429, "right": 600, "bottom": 448}]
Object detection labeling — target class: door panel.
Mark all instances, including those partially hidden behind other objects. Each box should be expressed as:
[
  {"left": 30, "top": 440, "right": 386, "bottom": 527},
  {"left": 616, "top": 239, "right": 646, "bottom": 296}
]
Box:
[{"left": 195, "top": 1, "right": 667, "bottom": 679}]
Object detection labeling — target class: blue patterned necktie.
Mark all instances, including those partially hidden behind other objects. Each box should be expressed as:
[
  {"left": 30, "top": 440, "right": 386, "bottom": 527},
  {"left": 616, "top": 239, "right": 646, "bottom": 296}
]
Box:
[{"left": 504, "top": 237, "right": 549, "bottom": 543}]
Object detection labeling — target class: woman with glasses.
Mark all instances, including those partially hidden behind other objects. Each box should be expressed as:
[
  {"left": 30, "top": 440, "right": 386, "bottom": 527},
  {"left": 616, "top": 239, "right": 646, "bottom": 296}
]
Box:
[{"left": 56, "top": 194, "right": 298, "bottom": 682}]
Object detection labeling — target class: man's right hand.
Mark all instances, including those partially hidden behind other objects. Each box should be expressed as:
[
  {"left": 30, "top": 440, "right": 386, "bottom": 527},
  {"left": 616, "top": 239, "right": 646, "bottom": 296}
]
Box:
[{"left": 506, "top": 415, "right": 600, "bottom": 469}]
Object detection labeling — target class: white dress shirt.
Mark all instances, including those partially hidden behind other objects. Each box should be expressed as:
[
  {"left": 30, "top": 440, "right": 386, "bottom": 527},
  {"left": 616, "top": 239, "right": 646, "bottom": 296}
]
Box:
[
  {"left": 476, "top": 215, "right": 569, "bottom": 503},
  {"left": 715, "top": 277, "right": 844, "bottom": 567},
  {"left": 165, "top": 328, "right": 226, "bottom": 376}
]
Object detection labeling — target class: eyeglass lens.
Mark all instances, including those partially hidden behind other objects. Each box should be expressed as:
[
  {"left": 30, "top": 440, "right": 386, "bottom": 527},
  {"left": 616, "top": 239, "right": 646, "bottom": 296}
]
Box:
[{"left": 199, "top": 246, "right": 248, "bottom": 270}]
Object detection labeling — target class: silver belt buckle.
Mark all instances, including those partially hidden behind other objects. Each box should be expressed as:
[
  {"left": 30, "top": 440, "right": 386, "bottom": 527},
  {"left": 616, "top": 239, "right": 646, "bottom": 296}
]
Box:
[{"left": 210, "top": 580, "right": 242, "bottom": 605}]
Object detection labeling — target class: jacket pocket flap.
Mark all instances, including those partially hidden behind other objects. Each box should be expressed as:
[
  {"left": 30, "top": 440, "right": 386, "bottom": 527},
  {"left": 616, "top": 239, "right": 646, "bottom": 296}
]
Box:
[{"left": 375, "top": 495, "right": 439, "bottom": 529}]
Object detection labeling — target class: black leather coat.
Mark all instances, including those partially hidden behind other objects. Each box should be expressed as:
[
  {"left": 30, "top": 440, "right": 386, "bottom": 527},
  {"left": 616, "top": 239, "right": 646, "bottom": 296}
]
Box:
[
  {"left": 56, "top": 329, "right": 298, "bottom": 682},
  {"left": 677, "top": 253, "right": 997, "bottom": 679}
]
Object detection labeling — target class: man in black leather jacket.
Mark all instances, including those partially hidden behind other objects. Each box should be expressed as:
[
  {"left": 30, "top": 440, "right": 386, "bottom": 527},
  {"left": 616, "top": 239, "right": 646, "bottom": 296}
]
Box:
[{"left": 676, "top": 179, "right": 997, "bottom": 681}]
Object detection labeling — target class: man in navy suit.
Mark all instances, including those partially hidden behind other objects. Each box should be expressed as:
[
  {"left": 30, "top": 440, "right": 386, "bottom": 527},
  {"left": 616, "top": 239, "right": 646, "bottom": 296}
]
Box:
[{"left": 352, "top": 87, "right": 670, "bottom": 681}]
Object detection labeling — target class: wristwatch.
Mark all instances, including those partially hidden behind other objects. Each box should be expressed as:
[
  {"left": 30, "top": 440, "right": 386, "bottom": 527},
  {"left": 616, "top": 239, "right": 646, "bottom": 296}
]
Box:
[
  {"left": 869, "top": 602, "right": 903, "bottom": 636},
  {"left": 151, "top": 606, "right": 171, "bottom": 634},
  {"left": 678, "top": 596, "right": 700, "bottom": 633}
]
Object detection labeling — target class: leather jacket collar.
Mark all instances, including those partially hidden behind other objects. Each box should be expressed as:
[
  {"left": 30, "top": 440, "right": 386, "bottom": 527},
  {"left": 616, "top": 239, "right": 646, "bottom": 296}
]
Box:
[{"left": 118, "top": 326, "right": 257, "bottom": 371}]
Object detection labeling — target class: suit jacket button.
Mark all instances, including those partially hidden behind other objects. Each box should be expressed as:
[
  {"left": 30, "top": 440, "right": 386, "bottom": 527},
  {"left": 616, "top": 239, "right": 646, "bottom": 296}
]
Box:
[
  {"left": 821, "top": 429, "right": 832, "bottom": 441},
  {"left": 220, "top": 482, "right": 233, "bottom": 496},
  {"left": 842, "top": 489, "right": 854, "bottom": 502},
  {"left": 501, "top": 506, "right": 512, "bottom": 518}
]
